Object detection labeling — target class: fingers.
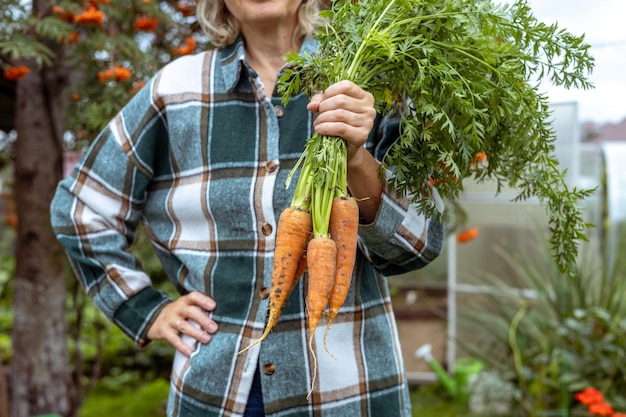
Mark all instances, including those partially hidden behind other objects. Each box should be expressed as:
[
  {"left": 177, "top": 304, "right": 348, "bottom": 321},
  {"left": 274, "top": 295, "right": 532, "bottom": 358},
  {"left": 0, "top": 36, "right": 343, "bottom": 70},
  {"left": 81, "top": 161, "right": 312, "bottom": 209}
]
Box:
[
  {"left": 320, "top": 80, "right": 374, "bottom": 108},
  {"left": 309, "top": 80, "right": 374, "bottom": 117},
  {"left": 147, "top": 291, "right": 219, "bottom": 357},
  {"left": 307, "top": 80, "right": 376, "bottom": 153},
  {"left": 307, "top": 92, "right": 324, "bottom": 112},
  {"left": 167, "top": 318, "right": 211, "bottom": 357}
]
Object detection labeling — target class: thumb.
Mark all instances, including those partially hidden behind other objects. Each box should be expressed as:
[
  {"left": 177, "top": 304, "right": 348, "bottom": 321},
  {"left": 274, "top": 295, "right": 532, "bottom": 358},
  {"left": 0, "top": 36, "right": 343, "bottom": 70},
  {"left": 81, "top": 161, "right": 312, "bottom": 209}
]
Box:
[{"left": 307, "top": 92, "right": 324, "bottom": 113}]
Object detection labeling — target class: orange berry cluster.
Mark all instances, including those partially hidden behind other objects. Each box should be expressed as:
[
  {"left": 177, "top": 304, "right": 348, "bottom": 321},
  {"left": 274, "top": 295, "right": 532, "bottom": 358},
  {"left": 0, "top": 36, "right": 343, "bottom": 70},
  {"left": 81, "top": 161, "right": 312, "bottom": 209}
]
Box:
[
  {"left": 98, "top": 66, "right": 132, "bottom": 83},
  {"left": 576, "top": 387, "right": 626, "bottom": 417}
]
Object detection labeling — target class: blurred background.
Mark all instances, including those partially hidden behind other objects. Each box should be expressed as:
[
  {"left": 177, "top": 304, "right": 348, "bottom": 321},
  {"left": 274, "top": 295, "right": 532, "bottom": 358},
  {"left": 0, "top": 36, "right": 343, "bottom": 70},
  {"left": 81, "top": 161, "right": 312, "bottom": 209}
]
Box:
[{"left": 1, "top": 1, "right": 626, "bottom": 417}]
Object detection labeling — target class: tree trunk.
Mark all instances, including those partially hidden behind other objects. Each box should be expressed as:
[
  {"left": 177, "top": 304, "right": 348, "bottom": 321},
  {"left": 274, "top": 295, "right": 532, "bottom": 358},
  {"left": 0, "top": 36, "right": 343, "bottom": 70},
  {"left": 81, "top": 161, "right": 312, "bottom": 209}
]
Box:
[{"left": 10, "top": 21, "right": 73, "bottom": 417}]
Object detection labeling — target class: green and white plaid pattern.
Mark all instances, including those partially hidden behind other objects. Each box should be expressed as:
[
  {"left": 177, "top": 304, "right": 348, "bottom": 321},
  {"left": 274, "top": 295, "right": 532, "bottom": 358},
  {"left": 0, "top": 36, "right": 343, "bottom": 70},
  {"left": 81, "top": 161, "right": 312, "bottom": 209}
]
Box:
[{"left": 51, "top": 36, "right": 444, "bottom": 417}]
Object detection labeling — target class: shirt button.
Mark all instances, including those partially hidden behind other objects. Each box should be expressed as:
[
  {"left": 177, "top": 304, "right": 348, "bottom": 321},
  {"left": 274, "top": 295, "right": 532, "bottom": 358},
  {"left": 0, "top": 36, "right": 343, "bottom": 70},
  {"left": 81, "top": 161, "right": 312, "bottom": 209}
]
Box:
[
  {"left": 261, "top": 223, "right": 273, "bottom": 236},
  {"left": 263, "top": 363, "right": 276, "bottom": 375},
  {"left": 259, "top": 287, "right": 270, "bottom": 299},
  {"left": 274, "top": 105, "right": 285, "bottom": 118},
  {"left": 265, "top": 161, "right": 278, "bottom": 173}
]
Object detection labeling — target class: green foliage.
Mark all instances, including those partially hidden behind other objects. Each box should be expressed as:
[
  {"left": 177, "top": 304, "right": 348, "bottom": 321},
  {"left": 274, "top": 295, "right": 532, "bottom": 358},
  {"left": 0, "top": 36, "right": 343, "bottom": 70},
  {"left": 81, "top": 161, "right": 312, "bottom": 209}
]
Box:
[
  {"left": 279, "top": 0, "right": 595, "bottom": 274},
  {"left": 0, "top": 1, "right": 58, "bottom": 67},
  {"left": 0, "top": 224, "right": 15, "bottom": 363},
  {"left": 0, "top": 0, "right": 208, "bottom": 145},
  {"left": 410, "top": 384, "right": 496, "bottom": 417},
  {"left": 57, "top": 0, "right": 210, "bottom": 142},
  {"left": 461, "top": 228, "right": 626, "bottom": 416},
  {"left": 79, "top": 378, "right": 169, "bottom": 417},
  {"left": 0, "top": 35, "right": 56, "bottom": 68}
]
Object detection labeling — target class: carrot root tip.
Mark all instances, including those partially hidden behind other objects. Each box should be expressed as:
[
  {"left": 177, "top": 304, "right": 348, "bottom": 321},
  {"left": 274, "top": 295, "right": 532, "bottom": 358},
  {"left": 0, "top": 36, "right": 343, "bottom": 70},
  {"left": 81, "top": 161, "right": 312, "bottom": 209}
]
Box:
[
  {"left": 307, "top": 334, "right": 318, "bottom": 399},
  {"left": 322, "top": 322, "right": 337, "bottom": 360}
]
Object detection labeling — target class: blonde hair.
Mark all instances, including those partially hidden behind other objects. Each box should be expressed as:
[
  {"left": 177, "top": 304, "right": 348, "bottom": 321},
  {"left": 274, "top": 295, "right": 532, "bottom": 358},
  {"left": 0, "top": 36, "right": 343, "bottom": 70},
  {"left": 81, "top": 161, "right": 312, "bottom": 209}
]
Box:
[{"left": 195, "top": 0, "right": 328, "bottom": 48}]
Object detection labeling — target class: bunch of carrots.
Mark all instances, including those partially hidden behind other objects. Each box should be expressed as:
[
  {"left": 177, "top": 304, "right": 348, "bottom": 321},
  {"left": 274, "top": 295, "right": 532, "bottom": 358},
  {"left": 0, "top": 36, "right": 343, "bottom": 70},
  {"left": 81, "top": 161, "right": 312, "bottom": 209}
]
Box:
[
  {"left": 279, "top": 0, "right": 595, "bottom": 276},
  {"left": 239, "top": 0, "right": 596, "bottom": 394},
  {"left": 240, "top": 131, "right": 358, "bottom": 391}
]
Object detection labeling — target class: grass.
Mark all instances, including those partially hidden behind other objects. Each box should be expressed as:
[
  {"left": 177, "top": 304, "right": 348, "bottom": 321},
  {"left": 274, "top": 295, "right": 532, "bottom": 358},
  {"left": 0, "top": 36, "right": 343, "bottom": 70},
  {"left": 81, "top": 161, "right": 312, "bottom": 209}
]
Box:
[
  {"left": 410, "top": 383, "right": 495, "bottom": 417},
  {"left": 79, "top": 376, "right": 484, "bottom": 417},
  {"left": 79, "top": 378, "right": 169, "bottom": 417}
]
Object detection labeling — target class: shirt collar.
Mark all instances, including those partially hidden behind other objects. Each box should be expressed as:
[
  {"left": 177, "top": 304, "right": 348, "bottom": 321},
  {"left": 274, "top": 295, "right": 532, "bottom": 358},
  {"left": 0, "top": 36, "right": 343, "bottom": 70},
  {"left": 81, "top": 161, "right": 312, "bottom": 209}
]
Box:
[{"left": 218, "top": 35, "right": 319, "bottom": 93}]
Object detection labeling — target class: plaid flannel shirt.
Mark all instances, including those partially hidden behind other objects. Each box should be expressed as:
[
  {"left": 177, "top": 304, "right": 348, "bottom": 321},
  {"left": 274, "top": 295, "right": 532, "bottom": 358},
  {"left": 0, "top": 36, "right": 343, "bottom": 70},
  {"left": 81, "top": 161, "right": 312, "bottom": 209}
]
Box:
[{"left": 50, "top": 36, "right": 444, "bottom": 417}]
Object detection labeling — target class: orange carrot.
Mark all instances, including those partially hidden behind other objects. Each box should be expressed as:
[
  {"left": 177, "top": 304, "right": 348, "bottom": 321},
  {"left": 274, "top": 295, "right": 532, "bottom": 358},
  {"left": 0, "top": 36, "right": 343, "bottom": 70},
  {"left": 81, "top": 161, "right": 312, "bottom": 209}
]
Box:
[
  {"left": 323, "top": 196, "right": 359, "bottom": 354},
  {"left": 274, "top": 247, "right": 308, "bottom": 324},
  {"left": 294, "top": 248, "right": 308, "bottom": 284},
  {"left": 305, "top": 236, "right": 337, "bottom": 395},
  {"left": 238, "top": 207, "right": 312, "bottom": 354}
]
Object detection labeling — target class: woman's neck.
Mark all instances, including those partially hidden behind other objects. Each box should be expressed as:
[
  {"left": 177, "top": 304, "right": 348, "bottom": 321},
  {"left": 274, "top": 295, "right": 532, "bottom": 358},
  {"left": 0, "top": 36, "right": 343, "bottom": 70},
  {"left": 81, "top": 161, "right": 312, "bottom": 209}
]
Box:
[{"left": 241, "top": 24, "right": 302, "bottom": 95}]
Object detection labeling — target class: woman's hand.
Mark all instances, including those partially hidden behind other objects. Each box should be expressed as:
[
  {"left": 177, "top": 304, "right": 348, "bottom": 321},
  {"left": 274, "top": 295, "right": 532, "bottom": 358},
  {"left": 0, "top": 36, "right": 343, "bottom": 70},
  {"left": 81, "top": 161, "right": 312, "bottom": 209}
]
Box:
[
  {"left": 307, "top": 80, "right": 376, "bottom": 162},
  {"left": 147, "top": 291, "right": 218, "bottom": 356},
  {"left": 307, "top": 80, "right": 383, "bottom": 223}
]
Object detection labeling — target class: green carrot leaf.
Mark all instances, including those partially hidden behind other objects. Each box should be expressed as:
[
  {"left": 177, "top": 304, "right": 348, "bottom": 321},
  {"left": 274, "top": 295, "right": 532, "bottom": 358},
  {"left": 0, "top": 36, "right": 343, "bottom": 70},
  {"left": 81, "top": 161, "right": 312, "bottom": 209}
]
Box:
[{"left": 279, "top": 0, "right": 595, "bottom": 274}]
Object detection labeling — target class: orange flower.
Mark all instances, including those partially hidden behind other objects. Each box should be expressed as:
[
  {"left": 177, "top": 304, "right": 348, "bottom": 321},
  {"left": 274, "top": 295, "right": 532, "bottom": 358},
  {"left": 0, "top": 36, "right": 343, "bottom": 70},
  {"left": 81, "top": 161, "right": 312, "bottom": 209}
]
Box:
[
  {"left": 72, "top": 93, "right": 80, "bottom": 101},
  {"left": 456, "top": 227, "right": 479, "bottom": 243},
  {"left": 588, "top": 402, "right": 614, "bottom": 416},
  {"left": 115, "top": 66, "right": 132, "bottom": 82},
  {"left": 173, "top": 36, "right": 196, "bottom": 55},
  {"left": 471, "top": 151, "right": 487, "bottom": 165},
  {"left": 98, "top": 66, "right": 132, "bottom": 83},
  {"left": 575, "top": 387, "right": 626, "bottom": 417},
  {"left": 135, "top": 16, "right": 158, "bottom": 31},
  {"left": 98, "top": 68, "right": 116, "bottom": 83},
  {"left": 3, "top": 66, "right": 30, "bottom": 81},
  {"left": 74, "top": 7, "right": 105, "bottom": 25},
  {"left": 576, "top": 387, "right": 604, "bottom": 406}
]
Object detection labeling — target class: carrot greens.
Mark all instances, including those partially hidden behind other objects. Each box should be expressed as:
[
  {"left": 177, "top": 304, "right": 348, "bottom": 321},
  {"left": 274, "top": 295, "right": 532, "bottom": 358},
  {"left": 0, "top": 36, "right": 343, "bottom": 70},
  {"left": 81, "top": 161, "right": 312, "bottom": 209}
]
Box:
[{"left": 279, "top": 0, "right": 595, "bottom": 274}]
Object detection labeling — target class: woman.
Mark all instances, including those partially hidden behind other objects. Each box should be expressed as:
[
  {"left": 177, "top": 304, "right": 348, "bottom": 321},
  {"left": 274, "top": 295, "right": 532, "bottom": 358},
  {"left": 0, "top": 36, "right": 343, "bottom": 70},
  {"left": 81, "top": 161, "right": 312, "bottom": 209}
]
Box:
[{"left": 50, "top": 0, "right": 444, "bottom": 416}]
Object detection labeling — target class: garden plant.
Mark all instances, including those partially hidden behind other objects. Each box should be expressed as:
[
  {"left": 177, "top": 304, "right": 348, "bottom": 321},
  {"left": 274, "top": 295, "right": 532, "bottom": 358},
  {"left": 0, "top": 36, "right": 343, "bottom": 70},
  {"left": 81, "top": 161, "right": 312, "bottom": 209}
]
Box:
[{"left": 461, "top": 227, "right": 626, "bottom": 416}]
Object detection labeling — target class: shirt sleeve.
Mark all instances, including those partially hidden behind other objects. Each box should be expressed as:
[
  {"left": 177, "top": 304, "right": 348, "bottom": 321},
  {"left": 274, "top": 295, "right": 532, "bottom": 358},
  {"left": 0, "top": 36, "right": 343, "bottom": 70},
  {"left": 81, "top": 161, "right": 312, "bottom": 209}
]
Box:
[
  {"left": 50, "top": 77, "right": 172, "bottom": 348},
  {"left": 357, "top": 113, "right": 446, "bottom": 276}
]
